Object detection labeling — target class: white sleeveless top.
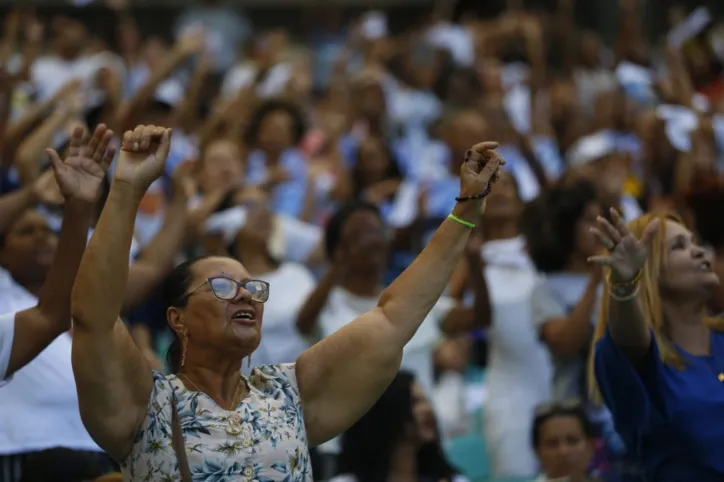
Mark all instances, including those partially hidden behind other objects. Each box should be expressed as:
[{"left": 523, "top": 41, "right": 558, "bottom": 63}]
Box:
[{"left": 122, "top": 363, "right": 312, "bottom": 481}]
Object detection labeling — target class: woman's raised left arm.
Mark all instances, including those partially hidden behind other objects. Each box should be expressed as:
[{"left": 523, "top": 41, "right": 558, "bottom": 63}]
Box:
[{"left": 296, "top": 142, "right": 504, "bottom": 445}]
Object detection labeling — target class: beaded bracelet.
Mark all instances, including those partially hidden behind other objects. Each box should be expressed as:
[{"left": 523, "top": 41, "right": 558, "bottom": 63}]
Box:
[
  {"left": 608, "top": 269, "right": 643, "bottom": 290},
  {"left": 455, "top": 183, "right": 493, "bottom": 202}
]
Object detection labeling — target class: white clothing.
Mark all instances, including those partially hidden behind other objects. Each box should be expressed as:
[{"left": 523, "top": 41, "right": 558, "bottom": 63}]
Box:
[
  {"left": 0, "top": 267, "right": 101, "bottom": 454},
  {"left": 330, "top": 474, "right": 470, "bottom": 482},
  {"left": 253, "top": 263, "right": 315, "bottom": 367},
  {"left": 0, "top": 312, "right": 15, "bottom": 387},
  {"left": 317, "top": 287, "right": 454, "bottom": 455},
  {"left": 478, "top": 237, "right": 552, "bottom": 478}
]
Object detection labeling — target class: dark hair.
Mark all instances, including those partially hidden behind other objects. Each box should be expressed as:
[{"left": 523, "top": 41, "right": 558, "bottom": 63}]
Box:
[
  {"left": 351, "top": 136, "right": 402, "bottom": 198},
  {"left": 18, "top": 447, "right": 107, "bottom": 482},
  {"left": 163, "top": 255, "right": 217, "bottom": 372},
  {"left": 323, "top": 201, "right": 381, "bottom": 260},
  {"left": 531, "top": 400, "right": 596, "bottom": 449},
  {"left": 521, "top": 180, "right": 598, "bottom": 273},
  {"left": 338, "top": 371, "right": 457, "bottom": 482},
  {"left": 244, "top": 99, "right": 307, "bottom": 148}
]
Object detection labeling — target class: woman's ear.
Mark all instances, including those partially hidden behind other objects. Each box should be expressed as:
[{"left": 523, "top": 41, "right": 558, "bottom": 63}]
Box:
[{"left": 167, "top": 307, "right": 185, "bottom": 335}]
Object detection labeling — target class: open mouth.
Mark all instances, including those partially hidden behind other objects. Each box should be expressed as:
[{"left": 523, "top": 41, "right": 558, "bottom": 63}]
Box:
[
  {"left": 699, "top": 261, "right": 712, "bottom": 272},
  {"left": 231, "top": 308, "right": 256, "bottom": 324}
]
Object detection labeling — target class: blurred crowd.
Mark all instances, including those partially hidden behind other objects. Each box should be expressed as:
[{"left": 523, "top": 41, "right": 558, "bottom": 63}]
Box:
[{"left": 0, "top": 0, "right": 723, "bottom": 480}]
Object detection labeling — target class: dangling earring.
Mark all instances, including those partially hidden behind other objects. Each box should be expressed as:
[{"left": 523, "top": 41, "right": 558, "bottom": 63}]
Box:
[
  {"left": 180, "top": 330, "right": 188, "bottom": 369},
  {"left": 246, "top": 355, "right": 252, "bottom": 369}
]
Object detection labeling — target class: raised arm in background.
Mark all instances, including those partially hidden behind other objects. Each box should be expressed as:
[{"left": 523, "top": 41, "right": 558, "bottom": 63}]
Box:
[
  {"left": 7, "top": 124, "right": 116, "bottom": 377},
  {"left": 70, "top": 125, "right": 171, "bottom": 461},
  {"left": 296, "top": 142, "right": 504, "bottom": 445},
  {"left": 589, "top": 208, "right": 659, "bottom": 359}
]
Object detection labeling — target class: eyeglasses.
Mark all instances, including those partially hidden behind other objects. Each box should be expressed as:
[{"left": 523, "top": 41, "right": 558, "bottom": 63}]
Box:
[{"left": 176, "top": 276, "right": 270, "bottom": 305}]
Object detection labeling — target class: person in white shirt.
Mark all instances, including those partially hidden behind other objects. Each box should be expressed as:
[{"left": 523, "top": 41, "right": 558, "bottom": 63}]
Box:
[{"left": 0, "top": 124, "right": 117, "bottom": 481}]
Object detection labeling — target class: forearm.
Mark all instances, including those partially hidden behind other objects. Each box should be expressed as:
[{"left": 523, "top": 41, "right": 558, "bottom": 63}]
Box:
[
  {"left": 378, "top": 201, "right": 479, "bottom": 343},
  {"left": 296, "top": 268, "right": 339, "bottom": 335},
  {"left": 16, "top": 110, "right": 70, "bottom": 183},
  {"left": 72, "top": 181, "right": 140, "bottom": 331},
  {"left": 606, "top": 293, "right": 650, "bottom": 352},
  {"left": 36, "top": 201, "right": 94, "bottom": 325},
  {"left": 468, "top": 258, "right": 492, "bottom": 328},
  {"left": 562, "top": 278, "right": 600, "bottom": 349},
  {"left": 0, "top": 187, "right": 37, "bottom": 233}
]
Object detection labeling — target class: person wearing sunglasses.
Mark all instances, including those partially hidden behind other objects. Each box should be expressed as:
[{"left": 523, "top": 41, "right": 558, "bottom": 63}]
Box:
[{"left": 67, "top": 125, "right": 505, "bottom": 481}]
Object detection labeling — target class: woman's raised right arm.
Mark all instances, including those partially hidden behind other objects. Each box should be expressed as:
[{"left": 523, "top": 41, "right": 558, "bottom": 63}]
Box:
[{"left": 71, "top": 125, "right": 172, "bottom": 462}]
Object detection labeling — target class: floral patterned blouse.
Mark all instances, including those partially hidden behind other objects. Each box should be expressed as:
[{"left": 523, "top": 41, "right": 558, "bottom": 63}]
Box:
[{"left": 121, "top": 363, "right": 312, "bottom": 481}]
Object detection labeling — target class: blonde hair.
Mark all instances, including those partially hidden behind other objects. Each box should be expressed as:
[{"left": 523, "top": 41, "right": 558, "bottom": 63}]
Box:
[{"left": 588, "top": 211, "right": 724, "bottom": 403}]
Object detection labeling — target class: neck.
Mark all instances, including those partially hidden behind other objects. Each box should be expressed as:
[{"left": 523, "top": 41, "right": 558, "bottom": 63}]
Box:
[
  {"left": 341, "top": 271, "right": 382, "bottom": 297},
  {"left": 482, "top": 217, "right": 519, "bottom": 241},
  {"left": 17, "top": 275, "right": 45, "bottom": 297},
  {"left": 387, "top": 440, "right": 417, "bottom": 482},
  {"left": 565, "top": 255, "right": 590, "bottom": 274},
  {"left": 236, "top": 244, "right": 275, "bottom": 275},
  {"left": 178, "top": 353, "right": 247, "bottom": 409},
  {"left": 663, "top": 297, "right": 711, "bottom": 355}
]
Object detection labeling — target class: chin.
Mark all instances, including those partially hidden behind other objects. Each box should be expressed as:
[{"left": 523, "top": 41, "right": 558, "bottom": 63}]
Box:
[{"left": 702, "top": 272, "right": 721, "bottom": 290}]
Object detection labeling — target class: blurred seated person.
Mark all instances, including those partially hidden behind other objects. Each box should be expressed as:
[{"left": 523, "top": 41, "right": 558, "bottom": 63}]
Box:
[
  {"left": 532, "top": 400, "right": 601, "bottom": 482},
  {"left": 331, "top": 371, "right": 469, "bottom": 482}
]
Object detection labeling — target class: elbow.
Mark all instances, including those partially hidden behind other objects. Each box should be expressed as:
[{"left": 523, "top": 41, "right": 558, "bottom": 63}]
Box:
[{"left": 541, "top": 327, "right": 584, "bottom": 358}]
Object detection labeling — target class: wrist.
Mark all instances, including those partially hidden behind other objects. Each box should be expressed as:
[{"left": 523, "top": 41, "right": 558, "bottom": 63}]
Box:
[
  {"left": 110, "top": 177, "right": 147, "bottom": 203},
  {"left": 451, "top": 199, "right": 483, "bottom": 224}
]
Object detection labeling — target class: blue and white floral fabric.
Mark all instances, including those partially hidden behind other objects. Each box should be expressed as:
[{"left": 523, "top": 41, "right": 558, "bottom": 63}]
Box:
[{"left": 122, "top": 363, "right": 312, "bottom": 481}]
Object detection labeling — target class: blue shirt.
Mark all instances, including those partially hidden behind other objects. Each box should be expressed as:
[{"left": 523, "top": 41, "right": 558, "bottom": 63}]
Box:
[
  {"left": 595, "top": 328, "right": 724, "bottom": 481},
  {"left": 246, "top": 148, "right": 308, "bottom": 218}
]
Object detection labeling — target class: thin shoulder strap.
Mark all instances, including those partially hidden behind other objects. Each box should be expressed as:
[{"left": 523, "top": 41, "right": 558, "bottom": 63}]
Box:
[{"left": 170, "top": 394, "right": 193, "bottom": 482}]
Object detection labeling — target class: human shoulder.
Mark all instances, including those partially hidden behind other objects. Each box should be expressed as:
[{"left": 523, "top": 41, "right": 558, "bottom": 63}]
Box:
[
  {"left": 249, "top": 363, "right": 301, "bottom": 398},
  {"left": 0, "top": 311, "right": 17, "bottom": 383}
]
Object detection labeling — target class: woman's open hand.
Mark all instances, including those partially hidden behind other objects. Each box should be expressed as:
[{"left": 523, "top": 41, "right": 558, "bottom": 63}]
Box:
[
  {"left": 588, "top": 208, "right": 660, "bottom": 281},
  {"left": 47, "top": 124, "right": 116, "bottom": 204},
  {"left": 114, "top": 125, "right": 172, "bottom": 194},
  {"left": 458, "top": 141, "right": 505, "bottom": 199}
]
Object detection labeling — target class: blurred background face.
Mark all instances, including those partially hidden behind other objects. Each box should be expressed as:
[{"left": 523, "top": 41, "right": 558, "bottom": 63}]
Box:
[
  {"left": 200, "top": 139, "right": 245, "bottom": 193},
  {"left": 484, "top": 170, "right": 522, "bottom": 221},
  {"left": 258, "top": 109, "right": 295, "bottom": 153},
  {"left": 0, "top": 210, "right": 58, "bottom": 284},
  {"left": 142, "top": 37, "right": 169, "bottom": 66},
  {"left": 338, "top": 210, "right": 388, "bottom": 272},
  {"left": 410, "top": 381, "right": 436, "bottom": 444},
  {"left": 536, "top": 414, "right": 594, "bottom": 479},
  {"left": 579, "top": 31, "right": 602, "bottom": 68},
  {"left": 446, "top": 111, "right": 488, "bottom": 160},
  {"left": 353, "top": 82, "right": 386, "bottom": 120},
  {"left": 356, "top": 137, "right": 390, "bottom": 186},
  {"left": 660, "top": 220, "right": 720, "bottom": 296},
  {"left": 52, "top": 17, "right": 87, "bottom": 59}
]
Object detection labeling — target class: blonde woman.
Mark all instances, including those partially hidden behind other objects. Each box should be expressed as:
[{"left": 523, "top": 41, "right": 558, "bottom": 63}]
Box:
[{"left": 588, "top": 209, "right": 724, "bottom": 482}]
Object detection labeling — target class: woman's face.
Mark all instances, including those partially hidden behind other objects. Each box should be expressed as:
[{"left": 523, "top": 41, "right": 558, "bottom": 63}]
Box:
[
  {"left": 357, "top": 137, "right": 390, "bottom": 186},
  {"left": 168, "top": 257, "right": 264, "bottom": 357},
  {"left": 574, "top": 202, "right": 603, "bottom": 259},
  {"left": 536, "top": 415, "right": 594, "bottom": 479},
  {"left": 338, "top": 210, "right": 388, "bottom": 272},
  {"left": 411, "top": 381, "right": 437, "bottom": 444},
  {"left": 660, "top": 220, "right": 719, "bottom": 296},
  {"left": 258, "top": 110, "right": 295, "bottom": 154},
  {"left": 484, "top": 170, "right": 522, "bottom": 221},
  {"left": 0, "top": 210, "right": 57, "bottom": 285},
  {"left": 201, "top": 139, "right": 244, "bottom": 193}
]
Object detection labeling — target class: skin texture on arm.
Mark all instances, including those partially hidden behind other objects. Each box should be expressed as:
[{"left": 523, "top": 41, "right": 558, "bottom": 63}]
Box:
[
  {"left": 71, "top": 125, "right": 171, "bottom": 462},
  {"left": 7, "top": 125, "right": 115, "bottom": 375},
  {"left": 296, "top": 143, "right": 504, "bottom": 445}
]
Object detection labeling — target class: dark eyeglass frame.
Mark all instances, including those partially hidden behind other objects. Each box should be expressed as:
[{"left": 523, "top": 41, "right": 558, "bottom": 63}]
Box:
[{"left": 174, "top": 276, "right": 270, "bottom": 306}]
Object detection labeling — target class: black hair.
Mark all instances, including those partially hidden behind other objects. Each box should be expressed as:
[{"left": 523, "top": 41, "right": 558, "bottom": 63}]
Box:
[
  {"left": 244, "top": 99, "right": 307, "bottom": 148},
  {"left": 323, "top": 201, "right": 381, "bottom": 260},
  {"left": 531, "top": 400, "right": 596, "bottom": 449},
  {"left": 18, "top": 447, "right": 108, "bottom": 482},
  {"left": 338, "top": 371, "right": 458, "bottom": 482},
  {"left": 521, "top": 180, "right": 598, "bottom": 273},
  {"left": 163, "top": 255, "right": 218, "bottom": 373},
  {"left": 351, "top": 137, "right": 402, "bottom": 198}
]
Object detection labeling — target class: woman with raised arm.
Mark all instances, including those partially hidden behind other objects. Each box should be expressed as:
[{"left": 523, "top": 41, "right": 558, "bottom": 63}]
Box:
[
  {"left": 70, "top": 124, "right": 504, "bottom": 480},
  {"left": 589, "top": 209, "right": 724, "bottom": 481}
]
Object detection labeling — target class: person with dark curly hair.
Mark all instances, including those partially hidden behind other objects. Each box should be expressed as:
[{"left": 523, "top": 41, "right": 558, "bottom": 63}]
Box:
[
  {"left": 522, "top": 180, "right": 625, "bottom": 476},
  {"left": 244, "top": 99, "right": 309, "bottom": 218}
]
